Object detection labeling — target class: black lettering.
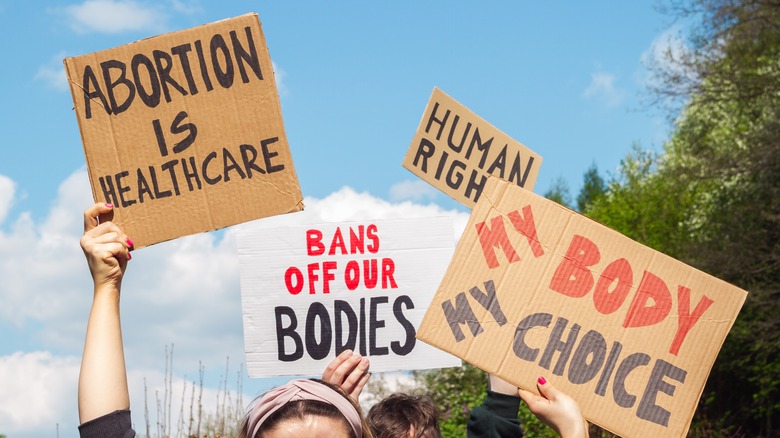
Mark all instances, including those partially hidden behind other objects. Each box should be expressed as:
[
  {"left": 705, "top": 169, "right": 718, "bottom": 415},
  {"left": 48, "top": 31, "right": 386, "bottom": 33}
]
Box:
[
  {"left": 509, "top": 154, "right": 535, "bottom": 188},
  {"left": 446, "top": 160, "right": 466, "bottom": 190},
  {"left": 99, "top": 175, "right": 118, "bottom": 206},
  {"left": 149, "top": 166, "right": 172, "bottom": 199},
  {"left": 466, "top": 127, "right": 493, "bottom": 168},
  {"left": 240, "top": 144, "right": 265, "bottom": 178},
  {"left": 359, "top": 298, "right": 367, "bottom": 356},
  {"left": 160, "top": 159, "right": 181, "bottom": 196},
  {"left": 637, "top": 359, "right": 687, "bottom": 427},
  {"left": 136, "top": 168, "right": 154, "bottom": 203},
  {"left": 153, "top": 49, "right": 188, "bottom": 102},
  {"left": 171, "top": 111, "right": 197, "bottom": 154},
  {"left": 222, "top": 148, "right": 246, "bottom": 182},
  {"left": 487, "top": 144, "right": 508, "bottom": 178},
  {"left": 613, "top": 352, "right": 651, "bottom": 408},
  {"left": 202, "top": 151, "right": 221, "bottom": 185},
  {"left": 115, "top": 171, "right": 136, "bottom": 208},
  {"left": 469, "top": 280, "right": 507, "bottom": 326},
  {"left": 434, "top": 150, "right": 448, "bottom": 180},
  {"left": 513, "top": 312, "right": 552, "bottom": 361},
  {"left": 100, "top": 60, "right": 135, "bottom": 116},
  {"left": 230, "top": 27, "right": 263, "bottom": 83},
  {"left": 305, "top": 302, "right": 332, "bottom": 360},
  {"left": 275, "top": 306, "right": 303, "bottom": 361},
  {"left": 82, "top": 66, "right": 110, "bottom": 119},
  {"left": 441, "top": 292, "right": 482, "bottom": 342},
  {"left": 153, "top": 118, "right": 169, "bottom": 156},
  {"left": 181, "top": 156, "right": 202, "bottom": 191},
  {"left": 334, "top": 300, "right": 357, "bottom": 354},
  {"left": 424, "top": 102, "right": 450, "bottom": 140},
  {"left": 391, "top": 295, "right": 416, "bottom": 355},
  {"left": 170, "top": 43, "right": 198, "bottom": 95},
  {"left": 194, "top": 40, "right": 214, "bottom": 92},
  {"left": 261, "top": 137, "right": 284, "bottom": 173},
  {"left": 210, "top": 34, "right": 234, "bottom": 88},
  {"left": 568, "top": 330, "right": 607, "bottom": 385},
  {"left": 369, "top": 297, "right": 389, "bottom": 356},
  {"left": 447, "top": 115, "right": 472, "bottom": 153},
  {"left": 595, "top": 341, "right": 623, "bottom": 397},
  {"left": 465, "top": 171, "right": 487, "bottom": 203},
  {"left": 539, "top": 317, "right": 580, "bottom": 376},
  {"left": 131, "top": 54, "right": 160, "bottom": 108},
  {"left": 412, "top": 138, "right": 435, "bottom": 172}
]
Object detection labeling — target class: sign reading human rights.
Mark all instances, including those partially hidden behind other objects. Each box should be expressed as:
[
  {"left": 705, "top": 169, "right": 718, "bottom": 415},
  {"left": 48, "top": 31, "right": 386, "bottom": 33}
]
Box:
[
  {"left": 238, "top": 217, "right": 461, "bottom": 377},
  {"left": 402, "top": 87, "right": 542, "bottom": 208},
  {"left": 416, "top": 177, "right": 747, "bottom": 438},
  {"left": 65, "top": 13, "right": 303, "bottom": 248}
]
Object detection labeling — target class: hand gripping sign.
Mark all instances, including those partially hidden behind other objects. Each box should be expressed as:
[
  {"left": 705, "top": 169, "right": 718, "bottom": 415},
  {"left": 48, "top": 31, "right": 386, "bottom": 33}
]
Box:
[{"left": 417, "top": 177, "right": 747, "bottom": 438}]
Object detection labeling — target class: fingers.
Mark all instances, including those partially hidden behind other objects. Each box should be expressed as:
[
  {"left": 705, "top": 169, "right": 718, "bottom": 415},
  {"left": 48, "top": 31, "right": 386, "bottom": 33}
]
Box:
[
  {"left": 322, "top": 349, "right": 370, "bottom": 401},
  {"left": 536, "top": 375, "right": 558, "bottom": 401},
  {"left": 83, "top": 203, "right": 114, "bottom": 232}
]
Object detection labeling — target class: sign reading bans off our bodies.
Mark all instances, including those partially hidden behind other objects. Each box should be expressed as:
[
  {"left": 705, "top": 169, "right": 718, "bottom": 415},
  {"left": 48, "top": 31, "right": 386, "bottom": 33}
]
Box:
[
  {"left": 65, "top": 13, "right": 303, "bottom": 248},
  {"left": 416, "top": 178, "right": 747, "bottom": 438},
  {"left": 402, "top": 87, "right": 542, "bottom": 208},
  {"left": 238, "top": 217, "right": 461, "bottom": 377}
]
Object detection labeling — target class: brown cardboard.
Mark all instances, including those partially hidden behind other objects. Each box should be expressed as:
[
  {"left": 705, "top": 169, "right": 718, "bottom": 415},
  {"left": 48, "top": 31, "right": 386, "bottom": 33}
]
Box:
[
  {"left": 417, "top": 177, "right": 747, "bottom": 437},
  {"left": 402, "top": 88, "right": 542, "bottom": 208},
  {"left": 65, "top": 13, "right": 303, "bottom": 248}
]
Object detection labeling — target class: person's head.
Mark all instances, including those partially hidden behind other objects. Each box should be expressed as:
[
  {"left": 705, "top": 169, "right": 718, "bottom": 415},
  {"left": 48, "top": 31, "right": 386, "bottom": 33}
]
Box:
[
  {"left": 367, "top": 393, "right": 441, "bottom": 438},
  {"left": 239, "top": 378, "right": 371, "bottom": 438}
]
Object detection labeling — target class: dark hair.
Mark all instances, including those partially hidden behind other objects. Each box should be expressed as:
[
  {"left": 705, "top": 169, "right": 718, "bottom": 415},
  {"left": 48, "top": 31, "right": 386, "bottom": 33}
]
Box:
[
  {"left": 367, "top": 393, "right": 441, "bottom": 438},
  {"left": 238, "top": 379, "right": 371, "bottom": 438}
]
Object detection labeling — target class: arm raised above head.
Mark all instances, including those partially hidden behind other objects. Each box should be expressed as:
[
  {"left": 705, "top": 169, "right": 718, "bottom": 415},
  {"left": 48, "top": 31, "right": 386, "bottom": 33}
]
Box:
[{"left": 78, "top": 202, "right": 134, "bottom": 424}]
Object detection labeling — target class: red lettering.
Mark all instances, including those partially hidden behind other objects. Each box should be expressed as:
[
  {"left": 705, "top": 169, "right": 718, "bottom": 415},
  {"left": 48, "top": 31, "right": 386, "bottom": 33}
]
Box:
[
  {"left": 345, "top": 260, "right": 360, "bottom": 290},
  {"left": 623, "top": 271, "right": 672, "bottom": 328},
  {"left": 366, "top": 224, "right": 379, "bottom": 253},
  {"left": 593, "top": 258, "right": 633, "bottom": 314},
  {"left": 669, "top": 286, "right": 714, "bottom": 355},
  {"left": 329, "top": 227, "right": 348, "bottom": 255},
  {"left": 507, "top": 205, "right": 544, "bottom": 258},
  {"left": 363, "top": 259, "right": 378, "bottom": 289},
  {"left": 476, "top": 216, "right": 520, "bottom": 269},
  {"left": 306, "top": 229, "right": 325, "bottom": 256},
  {"left": 284, "top": 266, "right": 303, "bottom": 295},
  {"left": 322, "top": 261, "right": 337, "bottom": 294},
  {"left": 349, "top": 225, "right": 365, "bottom": 254},
  {"left": 382, "top": 258, "right": 397, "bottom": 289},
  {"left": 549, "top": 235, "right": 600, "bottom": 298},
  {"left": 307, "top": 263, "right": 320, "bottom": 295}
]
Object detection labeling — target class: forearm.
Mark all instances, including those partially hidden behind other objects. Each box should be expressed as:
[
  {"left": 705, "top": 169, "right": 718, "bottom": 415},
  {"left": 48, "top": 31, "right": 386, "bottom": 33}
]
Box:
[{"left": 78, "top": 284, "right": 129, "bottom": 423}]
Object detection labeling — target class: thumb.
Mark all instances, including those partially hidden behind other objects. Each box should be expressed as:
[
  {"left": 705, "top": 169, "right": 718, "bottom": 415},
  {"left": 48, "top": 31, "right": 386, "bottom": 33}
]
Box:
[{"left": 536, "top": 376, "right": 560, "bottom": 401}]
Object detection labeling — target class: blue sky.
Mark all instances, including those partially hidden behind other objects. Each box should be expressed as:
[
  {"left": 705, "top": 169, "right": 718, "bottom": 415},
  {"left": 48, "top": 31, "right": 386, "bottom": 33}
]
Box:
[{"left": 0, "top": 1, "right": 683, "bottom": 436}]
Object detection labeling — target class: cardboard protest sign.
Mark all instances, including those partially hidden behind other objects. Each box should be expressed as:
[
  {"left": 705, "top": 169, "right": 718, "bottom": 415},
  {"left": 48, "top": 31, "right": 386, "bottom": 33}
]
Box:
[
  {"left": 65, "top": 13, "right": 303, "bottom": 248},
  {"left": 238, "top": 217, "right": 461, "bottom": 377},
  {"left": 402, "top": 87, "right": 542, "bottom": 208},
  {"left": 417, "top": 177, "right": 747, "bottom": 438}
]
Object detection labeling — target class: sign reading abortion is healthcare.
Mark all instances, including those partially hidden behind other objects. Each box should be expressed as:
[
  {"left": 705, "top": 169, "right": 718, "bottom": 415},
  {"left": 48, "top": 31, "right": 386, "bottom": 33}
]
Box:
[
  {"left": 238, "top": 217, "right": 461, "bottom": 377},
  {"left": 65, "top": 13, "right": 303, "bottom": 248}
]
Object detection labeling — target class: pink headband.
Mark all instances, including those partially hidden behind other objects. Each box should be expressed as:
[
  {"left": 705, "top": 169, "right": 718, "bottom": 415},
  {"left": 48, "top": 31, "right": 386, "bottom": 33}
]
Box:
[{"left": 247, "top": 379, "right": 362, "bottom": 438}]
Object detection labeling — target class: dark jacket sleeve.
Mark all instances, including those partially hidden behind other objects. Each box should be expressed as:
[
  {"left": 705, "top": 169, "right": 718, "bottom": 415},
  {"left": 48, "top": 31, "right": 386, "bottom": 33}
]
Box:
[
  {"left": 78, "top": 409, "right": 136, "bottom": 438},
  {"left": 467, "top": 391, "right": 524, "bottom": 438}
]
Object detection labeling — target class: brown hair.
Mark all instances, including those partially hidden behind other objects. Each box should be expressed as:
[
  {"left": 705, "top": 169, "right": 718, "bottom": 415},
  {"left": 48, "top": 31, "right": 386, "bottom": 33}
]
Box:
[{"left": 367, "top": 393, "right": 441, "bottom": 438}]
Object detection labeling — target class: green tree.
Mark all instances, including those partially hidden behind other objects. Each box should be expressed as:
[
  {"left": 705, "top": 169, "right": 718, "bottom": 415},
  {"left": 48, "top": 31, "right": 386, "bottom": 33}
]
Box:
[
  {"left": 543, "top": 176, "right": 572, "bottom": 209},
  {"left": 576, "top": 163, "right": 606, "bottom": 213}
]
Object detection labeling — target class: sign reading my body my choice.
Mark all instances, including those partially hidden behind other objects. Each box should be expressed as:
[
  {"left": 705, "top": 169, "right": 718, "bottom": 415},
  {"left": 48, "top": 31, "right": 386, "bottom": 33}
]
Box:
[
  {"left": 65, "top": 13, "right": 303, "bottom": 248},
  {"left": 417, "top": 177, "right": 747, "bottom": 438},
  {"left": 238, "top": 217, "right": 461, "bottom": 377}
]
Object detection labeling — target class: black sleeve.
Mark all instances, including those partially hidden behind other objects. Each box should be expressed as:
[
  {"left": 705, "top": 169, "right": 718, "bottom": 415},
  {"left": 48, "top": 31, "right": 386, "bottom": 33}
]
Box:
[
  {"left": 467, "top": 390, "right": 524, "bottom": 438},
  {"left": 78, "top": 409, "right": 136, "bottom": 438}
]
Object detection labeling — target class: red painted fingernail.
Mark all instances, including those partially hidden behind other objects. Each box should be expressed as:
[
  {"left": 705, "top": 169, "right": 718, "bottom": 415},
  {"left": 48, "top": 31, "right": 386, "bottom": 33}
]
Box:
[
  {"left": 105, "top": 203, "right": 113, "bottom": 208},
  {"left": 538, "top": 376, "right": 547, "bottom": 385},
  {"left": 127, "top": 252, "right": 132, "bottom": 260},
  {"left": 126, "top": 238, "right": 134, "bottom": 248}
]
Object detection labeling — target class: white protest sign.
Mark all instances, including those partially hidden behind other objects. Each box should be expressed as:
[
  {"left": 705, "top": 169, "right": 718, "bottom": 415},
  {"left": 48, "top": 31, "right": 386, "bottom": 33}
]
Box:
[{"left": 238, "top": 216, "right": 461, "bottom": 377}]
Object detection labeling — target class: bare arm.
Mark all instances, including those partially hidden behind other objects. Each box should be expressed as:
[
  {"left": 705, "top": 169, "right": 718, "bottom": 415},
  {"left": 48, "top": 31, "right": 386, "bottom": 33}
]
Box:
[{"left": 78, "top": 203, "right": 133, "bottom": 423}]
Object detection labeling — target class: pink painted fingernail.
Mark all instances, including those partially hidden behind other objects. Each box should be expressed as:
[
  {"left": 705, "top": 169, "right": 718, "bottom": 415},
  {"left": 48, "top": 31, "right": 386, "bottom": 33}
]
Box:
[
  {"left": 126, "top": 238, "right": 134, "bottom": 248},
  {"left": 538, "top": 376, "right": 547, "bottom": 385},
  {"left": 105, "top": 203, "right": 113, "bottom": 208},
  {"left": 127, "top": 251, "right": 132, "bottom": 260}
]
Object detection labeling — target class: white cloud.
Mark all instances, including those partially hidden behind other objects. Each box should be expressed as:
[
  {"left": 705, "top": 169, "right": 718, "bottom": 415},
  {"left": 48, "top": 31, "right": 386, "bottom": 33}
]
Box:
[
  {"left": 0, "top": 170, "right": 471, "bottom": 437},
  {"left": 640, "top": 24, "right": 694, "bottom": 89},
  {"left": 63, "top": 0, "right": 167, "bottom": 34},
  {"left": 582, "top": 71, "right": 625, "bottom": 108},
  {"left": 272, "top": 61, "right": 287, "bottom": 95},
  {"left": 0, "top": 174, "right": 14, "bottom": 225},
  {"left": 35, "top": 51, "right": 70, "bottom": 92},
  {"left": 389, "top": 179, "right": 439, "bottom": 203}
]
